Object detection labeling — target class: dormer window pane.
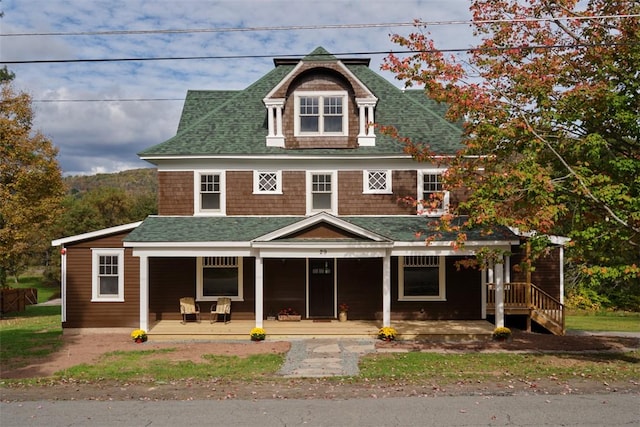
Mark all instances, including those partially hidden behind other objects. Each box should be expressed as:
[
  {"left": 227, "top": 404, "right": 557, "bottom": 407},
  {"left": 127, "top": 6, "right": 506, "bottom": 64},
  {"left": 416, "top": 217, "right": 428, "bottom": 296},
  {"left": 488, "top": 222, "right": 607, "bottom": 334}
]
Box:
[
  {"left": 323, "top": 97, "right": 343, "bottom": 132},
  {"left": 300, "top": 97, "right": 319, "bottom": 132}
]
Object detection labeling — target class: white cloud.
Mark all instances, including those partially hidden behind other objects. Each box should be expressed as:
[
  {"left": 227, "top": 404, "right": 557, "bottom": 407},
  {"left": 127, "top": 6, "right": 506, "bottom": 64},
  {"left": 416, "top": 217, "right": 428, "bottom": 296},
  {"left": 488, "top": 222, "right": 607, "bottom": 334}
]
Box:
[{"left": 2, "top": 0, "right": 474, "bottom": 175}]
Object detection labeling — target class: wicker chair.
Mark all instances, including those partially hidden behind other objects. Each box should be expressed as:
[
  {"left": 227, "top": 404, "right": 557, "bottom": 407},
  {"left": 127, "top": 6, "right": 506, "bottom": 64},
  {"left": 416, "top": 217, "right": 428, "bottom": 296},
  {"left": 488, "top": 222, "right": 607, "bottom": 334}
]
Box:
[
  {"left": 179, "top": 297, "right": 201, "bottom": 324},
  {"left": 210, "top": 297, "right": 231, "bottom": 324}
]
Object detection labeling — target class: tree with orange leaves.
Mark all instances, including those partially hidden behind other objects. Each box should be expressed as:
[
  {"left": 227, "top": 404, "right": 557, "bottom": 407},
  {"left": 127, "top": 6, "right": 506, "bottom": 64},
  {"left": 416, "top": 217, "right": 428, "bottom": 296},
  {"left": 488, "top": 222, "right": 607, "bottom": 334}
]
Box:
[{"left": 383, "top": 1, "right": 639, "bottom": 309}]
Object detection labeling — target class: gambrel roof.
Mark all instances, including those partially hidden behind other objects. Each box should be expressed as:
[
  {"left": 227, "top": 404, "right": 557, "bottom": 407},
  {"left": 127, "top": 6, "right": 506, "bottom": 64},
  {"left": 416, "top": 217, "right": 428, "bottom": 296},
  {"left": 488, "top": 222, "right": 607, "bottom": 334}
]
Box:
[{"left": 139, "top": 47, "right": 463, "bottom": 159}]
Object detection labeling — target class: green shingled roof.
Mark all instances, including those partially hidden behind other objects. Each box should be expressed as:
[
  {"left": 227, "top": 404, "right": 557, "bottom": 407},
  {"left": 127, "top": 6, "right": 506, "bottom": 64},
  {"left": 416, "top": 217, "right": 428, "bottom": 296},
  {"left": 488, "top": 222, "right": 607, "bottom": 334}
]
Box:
[
  {"left": 138, "top": 47, "right": 463, "bottom": 158},
  {"left": 124, "top": 216, "right": 517, "bottom": 243}
]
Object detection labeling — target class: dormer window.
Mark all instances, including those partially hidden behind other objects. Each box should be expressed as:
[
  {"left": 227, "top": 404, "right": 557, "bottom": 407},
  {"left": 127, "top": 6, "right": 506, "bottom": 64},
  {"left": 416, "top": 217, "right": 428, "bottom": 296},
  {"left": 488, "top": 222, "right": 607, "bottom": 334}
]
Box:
[{"left": 295, "top": 91, "right": 348, "bottom": 136}]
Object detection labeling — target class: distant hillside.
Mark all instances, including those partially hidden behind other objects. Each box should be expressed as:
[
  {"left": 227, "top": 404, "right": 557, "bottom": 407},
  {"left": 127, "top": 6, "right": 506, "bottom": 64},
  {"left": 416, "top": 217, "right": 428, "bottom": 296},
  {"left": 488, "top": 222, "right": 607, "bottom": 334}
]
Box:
[{"left": 64, "top": 168, "right": 158, "bottom": 196}]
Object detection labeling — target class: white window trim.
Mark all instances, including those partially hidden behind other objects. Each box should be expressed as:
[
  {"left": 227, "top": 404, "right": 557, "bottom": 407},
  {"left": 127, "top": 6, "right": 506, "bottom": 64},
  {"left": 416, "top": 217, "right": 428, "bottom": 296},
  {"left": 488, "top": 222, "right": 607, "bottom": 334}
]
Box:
[
  {"left": 194, "top": 170, "right": 226, "bottom": 216},
  {"left": 196, "top": 257, "right": 244, "bottom": 302},
  {"left": 91, "top": 248, "right": 125, "bottom": 302},
  {"left": 253, "top": 170, "right": 283, "bottom": 195},
  {"left": 417, "top": 169, "right": 450, "bottom": 217},
  {"left": 294, "top": 91, "right": 348, "bottom": 136},
  {"left": 306, "top": 170, "right": 338, "bottom": 215},
  {"left": 398, "top": 255, "right": 446, "bottom": 301},
  {"left": 363, "top": 169, "right": 392, "bottom": 194}
]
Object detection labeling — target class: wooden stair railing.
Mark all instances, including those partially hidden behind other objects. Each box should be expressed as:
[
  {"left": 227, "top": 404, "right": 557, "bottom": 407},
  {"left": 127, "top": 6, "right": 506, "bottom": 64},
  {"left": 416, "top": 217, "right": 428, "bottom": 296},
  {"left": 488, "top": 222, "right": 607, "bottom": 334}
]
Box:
[{"left": 486, "top": 282, "right": 565, "bottom": 335}]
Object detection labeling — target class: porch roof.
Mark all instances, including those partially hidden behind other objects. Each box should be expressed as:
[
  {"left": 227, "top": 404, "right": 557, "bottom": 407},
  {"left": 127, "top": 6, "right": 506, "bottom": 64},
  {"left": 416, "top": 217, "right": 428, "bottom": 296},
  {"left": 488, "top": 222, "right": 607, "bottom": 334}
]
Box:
[{"left": 123, "top": 215, "right": 518, "bottom": 245}]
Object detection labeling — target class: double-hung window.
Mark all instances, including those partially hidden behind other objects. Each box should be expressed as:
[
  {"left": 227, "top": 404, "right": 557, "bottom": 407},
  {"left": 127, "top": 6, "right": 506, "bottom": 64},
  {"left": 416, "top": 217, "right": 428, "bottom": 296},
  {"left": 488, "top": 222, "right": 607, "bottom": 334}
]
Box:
[
  {"left": 253, "top": 171, "right": 282, "bottom": 194},
  {"left": 195, "top": 171, "right": 225, "bottom": 214},
  {"left": 398, "top": 255, "right": 446, "bottom": 301},
  {"left": 197, "top": 257, "right": 243, "bottom": 301},
  {"left": 308, "top": 171, "right": 336, "bottom": 214},
  {"left": 91, "top": 249, "right": 124, "bottom": 302},
  {"left": 363, "top": 170, "right": 392, "bottom": 194},
  {"left": 418, "top": 170, "right": 449, "bottom": 216},
  {"left": 295, "top": 92, "right": 347, "bottom": 136}
]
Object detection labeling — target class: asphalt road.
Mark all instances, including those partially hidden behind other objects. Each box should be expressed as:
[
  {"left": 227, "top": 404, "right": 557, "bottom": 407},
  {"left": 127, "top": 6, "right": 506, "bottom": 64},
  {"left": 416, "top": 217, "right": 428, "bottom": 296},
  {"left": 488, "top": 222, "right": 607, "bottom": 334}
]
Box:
[{"left": 2, "top": 393, "right": 639, "bottom": 426}]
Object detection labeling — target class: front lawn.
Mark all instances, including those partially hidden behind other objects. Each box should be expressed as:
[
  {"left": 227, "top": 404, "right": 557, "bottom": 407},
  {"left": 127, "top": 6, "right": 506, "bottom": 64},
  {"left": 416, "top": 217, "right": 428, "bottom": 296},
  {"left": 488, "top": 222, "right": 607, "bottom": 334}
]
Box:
[{"left": 566, "top": 311, "right": 640, "bottom": 332}]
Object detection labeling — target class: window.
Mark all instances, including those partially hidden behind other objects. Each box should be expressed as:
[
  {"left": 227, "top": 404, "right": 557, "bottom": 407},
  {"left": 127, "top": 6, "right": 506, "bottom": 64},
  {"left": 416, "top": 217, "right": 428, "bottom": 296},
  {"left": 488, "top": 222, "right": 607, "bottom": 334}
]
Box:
[
  {"left": 197, "top": 257, "right": 243, "bottom": 301},
  {"left": 418, "top": 170, "right": 450, "bottom": 216},
  {"left": 363, "top": 170, "right": 392, "bottom": 194},
  {"left": 91, "top": 249, "right": 124, "bottom": 302},
  {"left": 295, "top": 92, "right": 347, "bottom": 136},
  {"left": 307, "top": 171, "right": 337, "bottom": 213},
  {"left": 398, "top": 256, "right": 446, "bottom": 301},
  {"left": 195, "top": 171, "right": 225, "bottom": 214},
  {"left": 253, "top": 171, "right": 282, "bottom": 194}
]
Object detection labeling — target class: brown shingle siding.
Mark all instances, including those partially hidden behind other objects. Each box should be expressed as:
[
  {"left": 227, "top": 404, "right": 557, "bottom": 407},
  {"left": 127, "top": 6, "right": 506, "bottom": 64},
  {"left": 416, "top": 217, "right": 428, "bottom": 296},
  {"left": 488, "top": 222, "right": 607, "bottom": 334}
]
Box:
[
  {"left": 158, "top": 171, "right": 194, "bottom": 215},
  {"left": 226, "top": 171, "right": 306, "bottom": 215},
  {"left": 338, "top": 170, "right": 416, "bottom": 215}
]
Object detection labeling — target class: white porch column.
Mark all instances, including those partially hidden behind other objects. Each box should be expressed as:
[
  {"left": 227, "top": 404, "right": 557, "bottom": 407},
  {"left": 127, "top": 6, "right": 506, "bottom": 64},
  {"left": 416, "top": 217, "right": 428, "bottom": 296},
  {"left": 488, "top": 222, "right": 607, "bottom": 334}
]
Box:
[
  {"left": 255, "top": 255, "right": 264, "bottom": 328},
  {"left": 495, "top": 258, "right": 505, "bottom": 328},
  {"left": 139, "top": 255, "right": 149, "bottom": 332},
  {"left": 382, "top": 251, "right": 391, "bottom": 327},
  {"left": 481, "top": 267, "right": 487, "bottom": 319},
  {"left": 559, "top": 246, "right": 565, "bottom": 305},
  {"left": 504, "top": 255, "right": 511, "bottom": 284}
]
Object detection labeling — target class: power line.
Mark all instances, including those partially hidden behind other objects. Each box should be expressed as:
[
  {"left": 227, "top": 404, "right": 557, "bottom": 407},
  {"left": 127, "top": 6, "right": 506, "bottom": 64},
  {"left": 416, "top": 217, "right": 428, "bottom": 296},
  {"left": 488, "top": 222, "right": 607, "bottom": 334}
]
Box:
[
  {"left": 33, "top": 98, "right": 183, "bottom": 103},
  {"left": 2, "top": 14, "right": 638, "bottom": 37},
  {"left": 3, "top": 42, "right": 635, "bottom": 65}
]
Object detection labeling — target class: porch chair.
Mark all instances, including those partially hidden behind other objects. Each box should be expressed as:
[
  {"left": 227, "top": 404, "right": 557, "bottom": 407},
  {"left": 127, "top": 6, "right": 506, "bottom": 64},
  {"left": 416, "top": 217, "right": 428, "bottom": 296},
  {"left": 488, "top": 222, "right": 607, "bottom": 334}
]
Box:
[
  {"left": 210, "top": 297, "right": 231, "bottom": 324},
  {"left": 179, "top": 297, "right": 201, "bottom": 324}
]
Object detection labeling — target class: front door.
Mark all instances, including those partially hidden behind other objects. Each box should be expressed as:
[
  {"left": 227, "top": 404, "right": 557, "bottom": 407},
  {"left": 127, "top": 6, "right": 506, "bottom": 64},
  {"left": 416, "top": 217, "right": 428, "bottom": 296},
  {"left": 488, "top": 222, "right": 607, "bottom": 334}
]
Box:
[{"left": 308, "top": 258, "right": 335, "bottom": 318}]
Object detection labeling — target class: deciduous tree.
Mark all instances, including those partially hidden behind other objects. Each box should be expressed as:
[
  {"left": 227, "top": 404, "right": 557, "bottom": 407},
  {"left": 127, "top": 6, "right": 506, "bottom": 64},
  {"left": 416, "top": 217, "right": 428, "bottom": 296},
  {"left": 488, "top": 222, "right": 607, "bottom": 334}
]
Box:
[
  {"left": 383, "top": 0, "right": 639, "bottom": 308},
  {"left": 0, "top": 78, "right": 65, "bottom": 286}
]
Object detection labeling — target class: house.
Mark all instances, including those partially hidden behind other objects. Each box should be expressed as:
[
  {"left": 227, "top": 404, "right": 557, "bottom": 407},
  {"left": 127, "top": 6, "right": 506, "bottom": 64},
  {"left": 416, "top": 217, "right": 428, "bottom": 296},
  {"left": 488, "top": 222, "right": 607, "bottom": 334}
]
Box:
[{"left": 52, "top": 47, "right": 566, "bottom": 336}]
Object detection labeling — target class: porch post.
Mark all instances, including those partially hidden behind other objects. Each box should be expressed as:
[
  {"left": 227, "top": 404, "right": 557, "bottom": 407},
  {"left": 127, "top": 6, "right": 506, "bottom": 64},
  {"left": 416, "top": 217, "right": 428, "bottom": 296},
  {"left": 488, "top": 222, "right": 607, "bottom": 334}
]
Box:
[
  {"left": 255, "top": 255, "right": 264, "bottom": 328},
  {"left": 495, "top": 258, "right": 505, "bottom": 328},
  {"left": 139, "top": 255, "right": 149, "bottom": 332},
  {"left": 382, "top": 251, "right": 391, "bottom": 327},
  {"left": 481, "top": 267, "right": 487, "bottom": 319}
]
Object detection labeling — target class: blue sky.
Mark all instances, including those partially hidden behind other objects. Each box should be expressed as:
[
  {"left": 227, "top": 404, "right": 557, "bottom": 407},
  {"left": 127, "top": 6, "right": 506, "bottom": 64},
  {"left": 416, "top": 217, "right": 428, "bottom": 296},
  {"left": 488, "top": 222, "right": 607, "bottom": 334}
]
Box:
[{"left": 1, "top": 0, "right": 474, "bottom": 175}]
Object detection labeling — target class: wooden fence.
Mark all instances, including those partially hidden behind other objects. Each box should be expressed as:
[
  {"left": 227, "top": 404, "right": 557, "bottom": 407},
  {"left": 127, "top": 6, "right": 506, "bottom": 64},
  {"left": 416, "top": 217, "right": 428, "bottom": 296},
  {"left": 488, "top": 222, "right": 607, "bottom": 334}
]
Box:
[{"left": 0, "top": 288, "right": 38, "bottom": 316}]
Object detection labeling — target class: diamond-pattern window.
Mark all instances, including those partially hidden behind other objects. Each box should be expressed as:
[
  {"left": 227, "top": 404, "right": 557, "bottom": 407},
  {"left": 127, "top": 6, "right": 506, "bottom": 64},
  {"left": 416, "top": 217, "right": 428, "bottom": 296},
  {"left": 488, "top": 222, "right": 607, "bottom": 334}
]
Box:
[
  {"left": 258, "top": 172, "right": 278, "bottom": 192},
  {"left": 368, "top": 171, "right": 388, "bottom": 191}
]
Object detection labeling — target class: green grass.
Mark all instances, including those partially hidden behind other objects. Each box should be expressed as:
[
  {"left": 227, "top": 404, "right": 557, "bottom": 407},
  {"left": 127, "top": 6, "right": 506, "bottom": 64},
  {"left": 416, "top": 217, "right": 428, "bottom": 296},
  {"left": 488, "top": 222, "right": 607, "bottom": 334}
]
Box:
[
  {"left": 57, "top": 350, "right": 285, "bottom": 381},
  {"left": 359, "top": 351, "right": 640, "bottom": 384},
  {"left": 0, "top": 305, "right": 63, "bottom": 368},
  {"left": 566, "top": 311, "right": 640, "bottom": 332}
]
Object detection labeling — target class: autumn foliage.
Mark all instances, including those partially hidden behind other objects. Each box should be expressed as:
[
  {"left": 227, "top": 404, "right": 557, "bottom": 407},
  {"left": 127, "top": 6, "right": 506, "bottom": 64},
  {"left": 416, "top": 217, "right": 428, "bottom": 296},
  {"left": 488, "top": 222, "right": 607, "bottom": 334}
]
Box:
[{"left": 383, "top": 1, "right": 639, "bottom": 308}]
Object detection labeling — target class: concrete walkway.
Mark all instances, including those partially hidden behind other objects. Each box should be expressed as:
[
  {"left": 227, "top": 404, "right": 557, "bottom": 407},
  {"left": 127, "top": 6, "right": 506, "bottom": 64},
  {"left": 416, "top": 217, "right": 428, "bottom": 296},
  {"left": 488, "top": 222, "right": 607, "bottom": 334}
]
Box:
[{"left": 278, "top": 339, "right": 376, "bottom": 377}]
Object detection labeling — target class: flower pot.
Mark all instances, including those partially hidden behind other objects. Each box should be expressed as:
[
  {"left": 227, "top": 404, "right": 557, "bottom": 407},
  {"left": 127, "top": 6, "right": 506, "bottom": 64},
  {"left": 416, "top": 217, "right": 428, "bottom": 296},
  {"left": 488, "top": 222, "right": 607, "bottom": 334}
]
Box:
[
  {"left": 278, "top": 314, "right": 301, "bottom": 321},
  {"left": 135, "top": 338, "right": 143, "bottom": 343},
  {"left": 338, "top": 311, "right": 347, "bottom": 322}
]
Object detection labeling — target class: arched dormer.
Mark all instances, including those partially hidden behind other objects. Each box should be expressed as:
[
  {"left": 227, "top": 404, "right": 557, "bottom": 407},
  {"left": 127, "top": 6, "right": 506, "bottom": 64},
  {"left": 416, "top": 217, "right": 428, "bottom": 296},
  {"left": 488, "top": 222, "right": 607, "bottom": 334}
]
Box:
[{"left": 263, "top": 49, "right": 377, "bottom": 148}]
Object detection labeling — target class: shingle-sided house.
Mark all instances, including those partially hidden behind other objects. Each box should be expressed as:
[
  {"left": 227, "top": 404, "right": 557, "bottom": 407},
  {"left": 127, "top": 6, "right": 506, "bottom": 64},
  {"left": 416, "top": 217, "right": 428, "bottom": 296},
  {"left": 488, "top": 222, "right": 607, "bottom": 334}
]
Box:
[{"left": 52, "top": 47, "right": 566, "bottom": 337}]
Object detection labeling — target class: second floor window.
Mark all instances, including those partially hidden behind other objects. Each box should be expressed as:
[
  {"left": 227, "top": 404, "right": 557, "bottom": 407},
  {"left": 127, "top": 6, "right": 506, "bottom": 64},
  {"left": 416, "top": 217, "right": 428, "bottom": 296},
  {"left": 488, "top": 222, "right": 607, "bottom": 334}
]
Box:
[
  {"left": 254, "top": 171, "right": 282, "bottom": 194},
  {"left": 419, "top": 170, "right": 449, "bottom": 216},
  {"left": 195, "top": 171, "right": 225, "bottom": 215},
  {"left": 295, "top": 92, "right": 347, "bottom": 136},
  {"left": 308, "top": 171, "right": 336, "bottom": 214},
  {"left": 364, "top": 170, "right": 391, "bottom": 194}
]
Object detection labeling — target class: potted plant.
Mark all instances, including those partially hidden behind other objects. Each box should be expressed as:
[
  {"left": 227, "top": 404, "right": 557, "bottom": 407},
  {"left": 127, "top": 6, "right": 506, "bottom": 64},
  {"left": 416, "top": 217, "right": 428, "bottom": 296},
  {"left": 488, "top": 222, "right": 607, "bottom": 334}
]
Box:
[
  {"left": 377, "top": 326, "right": 397, "bottom": 341},
  {"left": 250, "top": 327, "right": 266, "bottom": 341},
  {"left": 278, "top": 307, "right": 301, "bottom": 321},
  {"left": 338, "top": 303, "right": 349, "bottom": 322},
  {"left": 492, "top": 326, "right": 512, "bottom": 341},
  {"left": 130, "top": 329, "right": 147, "bottom": 343}
]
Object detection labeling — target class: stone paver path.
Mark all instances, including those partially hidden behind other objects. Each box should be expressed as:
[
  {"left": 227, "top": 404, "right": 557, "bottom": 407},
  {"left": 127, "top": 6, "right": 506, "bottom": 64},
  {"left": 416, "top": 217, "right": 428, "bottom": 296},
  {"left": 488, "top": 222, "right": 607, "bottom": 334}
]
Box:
[{"left": 278, "top": 339, "right": 375, "bottom": 377}]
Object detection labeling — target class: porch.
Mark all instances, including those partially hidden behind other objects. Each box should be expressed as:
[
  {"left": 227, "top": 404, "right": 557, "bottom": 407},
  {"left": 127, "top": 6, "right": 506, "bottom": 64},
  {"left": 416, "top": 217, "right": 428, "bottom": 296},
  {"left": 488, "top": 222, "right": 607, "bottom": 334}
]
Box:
[{"left": 147, "top": 319, "right": 496, "bottom": 341}]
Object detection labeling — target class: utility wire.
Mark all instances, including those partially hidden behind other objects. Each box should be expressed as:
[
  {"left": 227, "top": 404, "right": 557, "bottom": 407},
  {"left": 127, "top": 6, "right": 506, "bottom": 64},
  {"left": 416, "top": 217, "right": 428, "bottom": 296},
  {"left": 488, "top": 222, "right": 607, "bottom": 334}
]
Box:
[
  {"left": 3, "top": 42, "right": 636, "bottom": 65},
  {"left": 2, "top": 14, "right": 638, "bottom": 37}
]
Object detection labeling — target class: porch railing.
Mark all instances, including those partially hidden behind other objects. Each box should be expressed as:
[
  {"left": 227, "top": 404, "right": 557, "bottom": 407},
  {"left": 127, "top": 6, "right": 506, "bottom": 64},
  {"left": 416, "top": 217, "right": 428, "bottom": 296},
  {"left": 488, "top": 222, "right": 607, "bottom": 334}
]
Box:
[{"left": 486, "top": 282, "right": 565, "bottom": 335}]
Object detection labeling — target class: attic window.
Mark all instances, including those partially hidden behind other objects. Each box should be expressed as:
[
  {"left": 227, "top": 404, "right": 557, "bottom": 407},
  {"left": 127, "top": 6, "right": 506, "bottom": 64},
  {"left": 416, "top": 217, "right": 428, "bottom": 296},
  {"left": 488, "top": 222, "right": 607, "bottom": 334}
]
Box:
[{"left": 295, "top": 91, "right": 347, "bottom": 136}]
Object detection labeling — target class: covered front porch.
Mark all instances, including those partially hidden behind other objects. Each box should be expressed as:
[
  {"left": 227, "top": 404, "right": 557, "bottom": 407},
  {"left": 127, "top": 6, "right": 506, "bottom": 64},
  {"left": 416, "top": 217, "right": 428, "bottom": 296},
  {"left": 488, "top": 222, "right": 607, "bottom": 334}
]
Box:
[{"left": 146, "top": 319, "right": 496, "bottom": 341}]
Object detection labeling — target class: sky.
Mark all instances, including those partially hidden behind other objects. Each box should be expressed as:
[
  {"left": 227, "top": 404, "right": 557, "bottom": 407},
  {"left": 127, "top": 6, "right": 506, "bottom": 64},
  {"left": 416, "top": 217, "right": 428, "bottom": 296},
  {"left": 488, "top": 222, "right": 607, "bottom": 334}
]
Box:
[{"left": 1, "top": 0, "right": 475, "bottom": 176}]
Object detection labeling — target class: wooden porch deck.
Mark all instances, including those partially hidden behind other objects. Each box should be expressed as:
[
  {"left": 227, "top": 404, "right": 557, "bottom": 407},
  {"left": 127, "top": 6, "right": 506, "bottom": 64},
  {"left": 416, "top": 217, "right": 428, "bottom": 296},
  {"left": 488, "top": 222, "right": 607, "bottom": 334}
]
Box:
[{"left": 147, "top": 319, "right": 495, "bottom": 341}]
